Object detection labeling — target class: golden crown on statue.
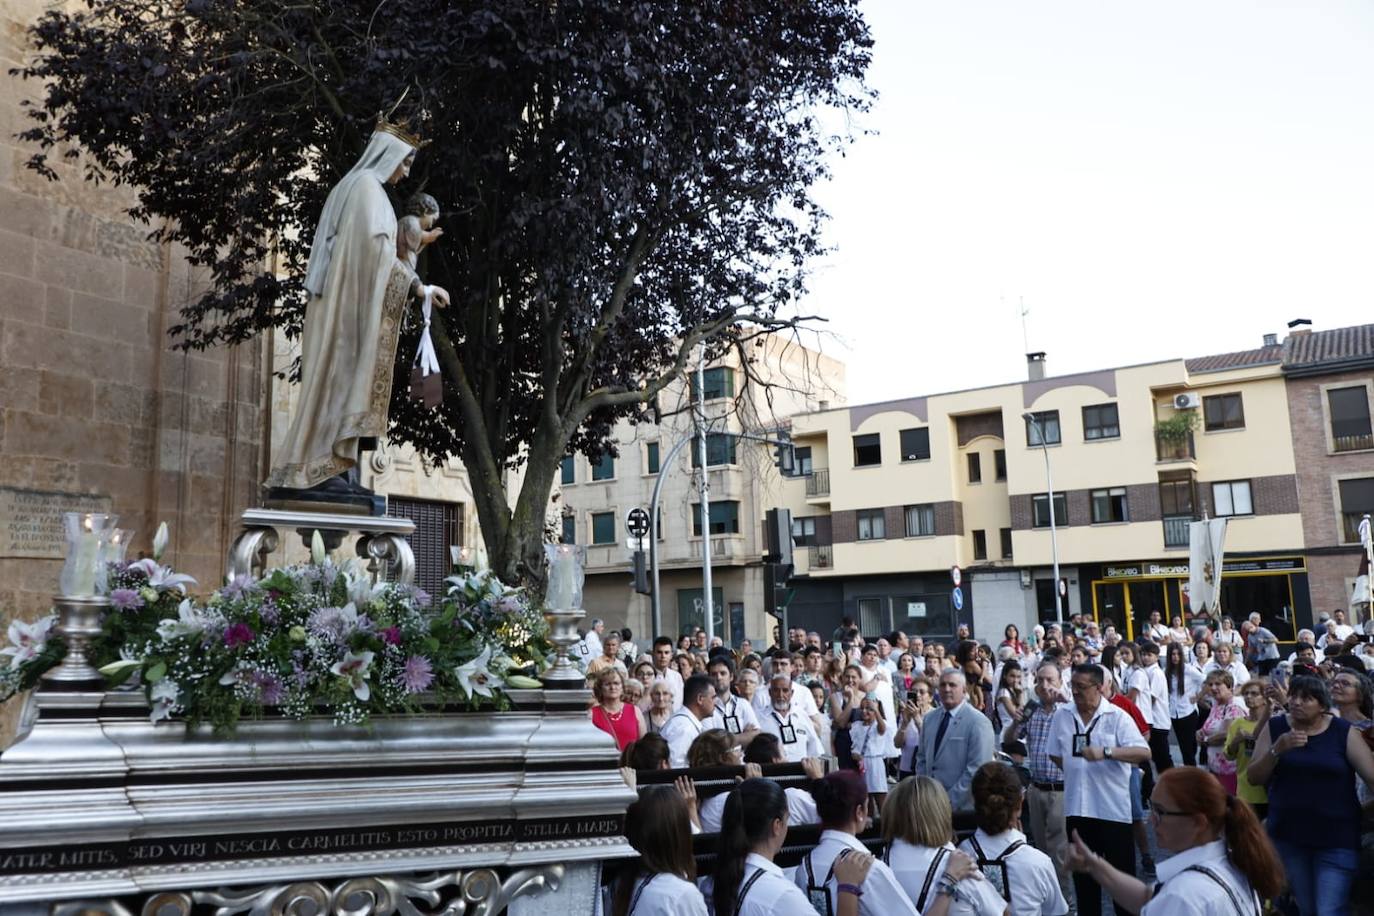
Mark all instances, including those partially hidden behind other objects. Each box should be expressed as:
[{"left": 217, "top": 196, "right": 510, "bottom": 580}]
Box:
[{"left": 374, "top": 112, "right": 430, "bottom": 149}]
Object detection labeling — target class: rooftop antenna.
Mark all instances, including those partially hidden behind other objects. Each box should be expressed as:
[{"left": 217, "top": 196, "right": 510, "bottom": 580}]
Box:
[{"left": 1019, "top": 296, "right": 1030, "bottom": 354}]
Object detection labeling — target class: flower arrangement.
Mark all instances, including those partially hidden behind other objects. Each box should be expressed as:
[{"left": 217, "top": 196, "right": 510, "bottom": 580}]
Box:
[{"left": 0, "top": 526, "right": 551, "bottom": 732}]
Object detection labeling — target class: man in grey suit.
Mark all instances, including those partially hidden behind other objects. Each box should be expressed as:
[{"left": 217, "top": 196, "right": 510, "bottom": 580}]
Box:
[{"left": 915, "top": 667, "right": 995, "bottom": 813}]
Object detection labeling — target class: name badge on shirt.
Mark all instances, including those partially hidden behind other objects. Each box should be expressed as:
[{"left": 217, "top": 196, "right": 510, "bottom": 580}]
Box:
[
  {"left": 781, "top": 721, "right": 798, "bottom": 744},
  {"left": 1071, "top": 733, "right": 1089, "bottom": 757},
  {"left": 722, "top": 714, "right": 741, "bottom": 734}
]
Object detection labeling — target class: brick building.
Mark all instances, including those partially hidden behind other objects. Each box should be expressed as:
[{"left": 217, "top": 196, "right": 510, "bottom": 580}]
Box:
[{"left": 1282, "top": 323, "right": 1374, "bottom": 617}]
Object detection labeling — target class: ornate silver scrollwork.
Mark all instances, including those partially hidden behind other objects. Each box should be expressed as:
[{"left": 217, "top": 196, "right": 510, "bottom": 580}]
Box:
[
  {"left": 361, "top": 532, "right": 416, "bottom": 585},
  {"left": 155, "top": 866, "right": 562, "bottom": 916},
  {"left": 227, "top": 526, "right": 280, "bottom": 582},
  {"left": 53, "top": 902, "right": 134, "bottom": 916}
]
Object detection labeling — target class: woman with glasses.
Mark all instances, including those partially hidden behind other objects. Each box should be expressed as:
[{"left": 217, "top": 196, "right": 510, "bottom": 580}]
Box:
[
  {"left": 1062, "top": 767, "right": 1283, "bottom": 915},
  {"left": 1246, "top": 674, "right": 1374, "bottom": 916},
  {"left": 1222, "top": 679, "right": 1270, "bottom": 821}
]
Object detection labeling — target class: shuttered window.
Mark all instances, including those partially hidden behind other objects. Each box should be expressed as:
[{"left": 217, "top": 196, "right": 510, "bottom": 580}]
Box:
[{"left": 386, "top": 497, "right": 463, "bottom": 602}]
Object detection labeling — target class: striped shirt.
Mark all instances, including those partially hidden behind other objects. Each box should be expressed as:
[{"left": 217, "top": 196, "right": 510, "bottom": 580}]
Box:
[{"left": 1023, "top": 701, "right": 1064, "bottom": 785}]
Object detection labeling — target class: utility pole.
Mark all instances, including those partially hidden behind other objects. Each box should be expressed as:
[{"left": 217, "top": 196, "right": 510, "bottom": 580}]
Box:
[
  {"left": 695, "top": 342, "right": 714, "bottom": 645},
  {"left": 1022, "top": 411, "right": 1063, "bottom": 628}
]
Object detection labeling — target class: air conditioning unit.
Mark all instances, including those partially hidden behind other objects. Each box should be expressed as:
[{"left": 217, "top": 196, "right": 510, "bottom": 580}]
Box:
[{"left": 1173, "top": 392, "right": 1201, "bottom": 410}]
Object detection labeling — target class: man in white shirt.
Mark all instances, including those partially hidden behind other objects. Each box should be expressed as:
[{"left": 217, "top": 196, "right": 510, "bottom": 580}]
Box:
[
  {"left": 1331, "top": 609, "right": 1356, "bottom": 642},
  {"left": 707, "top": 655, "right": 760, "bottom": 746},
  {"left": 750, "top": 651, "right": 821, "bottom": 726},
  {"left": 582, "top": 618, "right": 604, "bottom": 659},
  {"left": 660, "top": 674, "right": 715, "bottom": 768},
  {"left": 1136, "top": 642, "right": 1174, "bottom": 782},
  {"left": 1048, "top": 664, "right": 1150, "bottom": 916},
  {"left": 757, "top": 676, "right": 824, "bottom": 762},
  {"left": 875, "top": 636, "right": 899, "bottom": 677},
  {"left": 650, "top": 636, "right": 684, "bottom": 710}
]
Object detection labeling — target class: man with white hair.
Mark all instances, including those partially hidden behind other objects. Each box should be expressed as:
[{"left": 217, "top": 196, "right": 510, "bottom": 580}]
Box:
[
  {"left": 757, "top": 675, "right": 823, "bottom": 762},
  {"left": 915, "top": 667, "right": 995, "bottom": 813},
  {"left": 1246, "top": 611, "right": 1280, "bottom": 675}
]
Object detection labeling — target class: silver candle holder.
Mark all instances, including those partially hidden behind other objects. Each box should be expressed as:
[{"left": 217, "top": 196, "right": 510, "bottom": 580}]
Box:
[
  {"left": 41, "top": 595, "right": 110, "bottom": 688},
  {"left": 541, "top": 544, "right": 587, "bottom": 690}
]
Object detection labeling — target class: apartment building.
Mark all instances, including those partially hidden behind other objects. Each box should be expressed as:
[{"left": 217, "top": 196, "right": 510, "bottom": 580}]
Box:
[
  {"left": 779, "top": 339, "right": 1310, "bottom": 644},
  {"left": 561, "top": 337, "right": 845, "bottom": 644},
  {"left": 1282, "top": 323, "right": 1374, "bottom": 617}
]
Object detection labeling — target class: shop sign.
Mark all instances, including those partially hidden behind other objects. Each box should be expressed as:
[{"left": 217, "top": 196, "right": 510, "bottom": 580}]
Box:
[{"left": 1102, "top": 557, "right": 1303, "bottom": 579}]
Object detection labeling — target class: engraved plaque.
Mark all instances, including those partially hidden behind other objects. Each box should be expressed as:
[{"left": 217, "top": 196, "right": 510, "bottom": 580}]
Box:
[{"left": 0, "top": 487, "right": 113, "bottom": 559}]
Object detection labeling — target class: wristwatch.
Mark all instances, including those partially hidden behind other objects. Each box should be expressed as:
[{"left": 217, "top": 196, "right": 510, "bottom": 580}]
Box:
[{"left": 1104, "top": 746, "right": 1114, "bottom": 759}]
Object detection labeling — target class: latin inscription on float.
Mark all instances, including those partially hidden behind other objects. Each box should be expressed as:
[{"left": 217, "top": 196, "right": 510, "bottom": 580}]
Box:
[
  {"left": 0, "top": 487, "right": 112, "bottom": 559},
  {"left": 0, "top": 815, "right": 624, "bottom": 876}
]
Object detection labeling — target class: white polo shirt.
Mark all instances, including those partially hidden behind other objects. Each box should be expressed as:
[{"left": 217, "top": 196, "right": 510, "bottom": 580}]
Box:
[
  {"left": 1140, "top": 838, "right": 1260, "bottom": 916},
  {"left": 698, "top": 788, "right": 819, "bottom": 834},
  {"left": 795, "top": 829, "right": 917, "bottom": 916},
  {"left": 1139, "top": 662, "right": 1170, "bottom": 730},
  {"left": 957, "top": 828, "right": 1069, "bottom": 916},
  {"left": 710, "top": 693, "right": 760, "bottom": 736},
  {"left": 700, "top": 853, "right": 815, "bottom": 916},
  {"left": 751, "top": 679, "right": 820, "bottom": 721},
  {"left": 1046, "top": 696, "right": 1147, "bottom": 823},
  {"left": 886, "top": 838, "right": 1006, "bottom": 914},
  {"left": 624, "top": 872, "right": 708, "bottom": 916},
  {"left": 660, "top": 708, "right": 706, "bottom": 768},
  {"left": 758, "top": 708, "right": 824, "bottom": 762}
]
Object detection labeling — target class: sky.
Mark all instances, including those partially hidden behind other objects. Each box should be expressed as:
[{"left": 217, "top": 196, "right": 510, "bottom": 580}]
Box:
[{"left": 802, "top": 0, "right": 1374, "bottom": 406}]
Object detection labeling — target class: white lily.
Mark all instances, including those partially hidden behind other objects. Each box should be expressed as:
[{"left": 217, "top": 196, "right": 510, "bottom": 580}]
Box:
[
  {"left": 149, "top": 679, "right": 179, "bottom": 724},
  {"left": 454, "top": 647, "right": 504, "bottom": 699},
  {"left": 156, "top": 598, "right": 208, "bottom": 641},
  {"left": 1, "top": 615, "right": 55, "bottom": 668},
  {"left": 97, "top": 658, "right": 142, "bottom": 677},
  {"left": 330, "top": 650, "right": 374, "bottom": 701},
  {"left": 218, "top": 663, "right": 247, "bottom": 687},
  {"left": 311, "top": 529, "right": 326, "bottom": 566},
  {"left": 343, "top": 563, "right": 386, "bottom": 609},
  {"left": 129, "top": 558, "right": 198, "bottom": 594},
  {"left": 152, "top": 521, "right": 169, "bottom": 562}
]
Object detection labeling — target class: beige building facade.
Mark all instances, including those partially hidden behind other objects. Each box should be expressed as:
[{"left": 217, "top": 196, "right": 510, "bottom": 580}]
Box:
[
  {"left": 779, "top": 338, "right": 1311, "bottom": 645},
  {"left": 561, "top": 337, "right": 845, "bottom": 645}
]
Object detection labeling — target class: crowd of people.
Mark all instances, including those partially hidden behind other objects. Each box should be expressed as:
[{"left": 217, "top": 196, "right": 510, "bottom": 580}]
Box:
[{"left": 579, "top": 608, "right": 1374, "bottom": 916}]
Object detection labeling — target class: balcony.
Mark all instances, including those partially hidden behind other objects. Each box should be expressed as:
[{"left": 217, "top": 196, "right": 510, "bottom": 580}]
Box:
[
  {"left": 805, "top": 468, "right": 830, "bottom": 498},
  {"left": 808, "top": 544, "right": 833, "bottom": 569},
  {"left": 1155, "top": 431, "right": 1196, "bottom": 462},
  {"left": 1162, "top": 515, "right": 1194, "bottom": 549},
  {"left": 1334, "top": 432, "right": 1374, "bottom": 453},
  {"left": 689, "top": 536, "right": 738, "bottom": 560}
]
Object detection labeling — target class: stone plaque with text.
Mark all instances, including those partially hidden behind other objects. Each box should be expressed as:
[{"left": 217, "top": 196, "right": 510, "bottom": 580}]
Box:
[{"left": 0, "top": 487, "right": 112, "bottom": 559}]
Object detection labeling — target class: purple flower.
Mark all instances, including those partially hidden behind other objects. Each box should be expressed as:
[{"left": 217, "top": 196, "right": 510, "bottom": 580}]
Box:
[
  {"left": 218, "top": 575, "right": 255, "bottom": 601},
  {"left": 255, "top": 672, "right": 285, "bottom": 706},
  {"left": 223, "top": 623, "right": 255, "bottom": 649},
  {"left": 380, "top": 626, "right": 402, "bottom": 646},
  {"left": 400, "top": 655, "right": 434, "bottom": 693},
  {"left": 110, "top": 588, "right": 145, "bottom": 612}
]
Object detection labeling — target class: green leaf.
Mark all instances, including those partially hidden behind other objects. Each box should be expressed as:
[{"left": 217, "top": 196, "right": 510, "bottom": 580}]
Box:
[{"left": 146, "top": 661, "right": 167, "bottom": 683}]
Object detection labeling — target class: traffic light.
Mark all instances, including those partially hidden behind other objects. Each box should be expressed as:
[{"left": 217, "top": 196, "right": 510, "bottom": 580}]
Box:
[
  {"left": 764, "top": 561, "right": 794, "bottom": 618},
  {"left": 772, "top": 432, "right": 794, "bottom": 475},
  {"left": 764, "top": 507, "right": 793, "bottom": 568},
  {"left": 630, "top": 549, "right": 651, "bottom": 595}
]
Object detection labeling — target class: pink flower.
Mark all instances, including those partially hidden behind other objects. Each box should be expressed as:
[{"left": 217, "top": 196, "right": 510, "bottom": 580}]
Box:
[
  {"left": 381, "top": 626, "right": 403, "bottom": 646},
  {"left": 223, "top": 623, "right": 255, "bottom": 649}
]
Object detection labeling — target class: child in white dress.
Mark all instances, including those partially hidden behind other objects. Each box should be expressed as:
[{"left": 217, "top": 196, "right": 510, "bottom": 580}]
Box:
[{"left": 849, "top": 696, "right": 893, "bottom": 813}]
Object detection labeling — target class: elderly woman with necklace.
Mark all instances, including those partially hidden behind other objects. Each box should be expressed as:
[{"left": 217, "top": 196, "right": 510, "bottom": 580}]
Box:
[{"left": 1246, "top": 674, "right": 1374, "bottom": 916}]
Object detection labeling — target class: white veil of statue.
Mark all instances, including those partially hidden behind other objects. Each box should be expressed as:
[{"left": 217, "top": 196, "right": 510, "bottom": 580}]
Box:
[{"left": 265, "top": 128, "right": 419, "bottom": 491}]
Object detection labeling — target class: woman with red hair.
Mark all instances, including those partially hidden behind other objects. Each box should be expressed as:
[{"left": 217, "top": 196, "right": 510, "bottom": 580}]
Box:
[{"left": 1063, "top": 766, "right": 1283, "bottom": 914}]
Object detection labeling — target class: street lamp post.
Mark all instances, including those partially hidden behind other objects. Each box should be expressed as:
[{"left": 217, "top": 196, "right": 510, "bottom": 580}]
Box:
[{"left": 1022, "top": 412, "right": 1063, "bottom": 628}]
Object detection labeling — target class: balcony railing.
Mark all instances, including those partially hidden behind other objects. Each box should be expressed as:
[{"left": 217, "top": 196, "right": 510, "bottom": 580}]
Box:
[
  {"left": 1162, "top": 515, "right": 1194, "bottom": 548},
  {"left": 1334, "top": 431, "right": 1374, "bottom": 453},
  {"left": 805, "top": 468, "right": 830, "bottom": 498},
  {"left": 1155, "top": 432, "right": 1196, "bottom": 462},
  {"left": 808, "top": 544, "right": 833, "bottom": 569}
]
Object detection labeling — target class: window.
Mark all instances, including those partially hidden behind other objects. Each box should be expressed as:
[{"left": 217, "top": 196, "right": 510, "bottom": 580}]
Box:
[
  {"left": 1082, "top": 403, "right": 1121, "bottom": 440},
  {"left": 693, "top": 501, "right": 741, "bottom": 536},
  {"left": 590, "top": 512, "right": 615, "bottom": 544},
  {"left": 560, "top": 456, "right": 575, "bottom": 485},
  {"left": 561, "top": 515, "right": 576, "bottom": 544},
  {"left": 899, "top": 427, "right": 931, "bottom": 462},
  {"left": 904, "top": 504, "right": 935, "bottom": 537},
  {"left": 994, "top": 449, "right": 1007, "bottom": 482},
  {"left": 792, "top": 516, "right": 818, "bottom": 547},
  {"left": 856, "top": 509, "right": 886, "bottom": 540},
  {"left": 856, "top": 598, "right": 886, "bottom": 639},
  {"left": 690, "top": 433, "right": 738, "bottom": 467},
  {"left": 591, "top": 453, "right": 615, "bottom": 481},
  {"left": 853, "top": 433, "right": 881, "bottom": 467},
  {"left": 645, "top": 442, "right": 660, "bottom": 475},
  {"left": 972, "top": 529, "right": 987, "bottom": 560},
  {"left": 1211, "top": 480, "right": 1253, "bottom": 517},
  {"left": 1000, "top": 528, "right": 1013, "bottom": 559},
  {"left": 1031, "top": 493, "right": 1068, "bottom": 528},
  {"left": 692, "top": 366, "right": 734, "bottom": 401},
  {"left": 1159, "top": 475, "right": 1196, "bottom": 516},
  {"left": 967, "top": 453, "right": 982, "bottom": 483},
  {"left": 1025, "top": 411, "right": 1061, "bottom": 446},
  {"left": 1090, "top": 487, "right": 1129, "bottom": 523},
  {"left": 1339, "top": 478, "right": 1374, "bottom": 542},
  {"left": 793, "top": 446, "right": 813, "bottom": 476},
  {"left": 1329, "top": 387, "right": 1373, "bottom": 451},
  {"left": 1203, "top": 393, "right": 1245, "bottom": 431}
]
